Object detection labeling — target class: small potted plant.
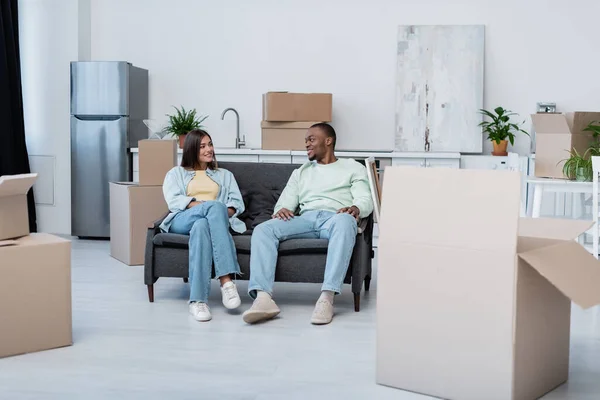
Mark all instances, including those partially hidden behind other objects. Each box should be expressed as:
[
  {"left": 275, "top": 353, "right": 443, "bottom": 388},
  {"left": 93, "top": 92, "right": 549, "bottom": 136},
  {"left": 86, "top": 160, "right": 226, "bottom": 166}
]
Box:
[
  {"left": 479, "top": 107, "right": 529, "bottom": 156},
  {"left": 164, "top": 106, "right": 208, "bottom": 148},
  {"left": 561, "top": 148, "right": 593, "bottom": 181},
  {"left": 560, "top": 121, "right": 600, "bottom": 181}
]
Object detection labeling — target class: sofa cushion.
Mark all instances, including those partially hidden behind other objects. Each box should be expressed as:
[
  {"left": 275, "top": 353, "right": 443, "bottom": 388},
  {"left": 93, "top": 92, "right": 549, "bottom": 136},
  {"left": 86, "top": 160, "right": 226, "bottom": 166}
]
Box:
[
  {"left": 153, "top": 232, "right": 329, "bottom": 255},
  {"left": 238, "top": 185, "right": 275, "bottom": 232},
  {"left": 219, "top": 162, "right": 300, "bottom": 232}
]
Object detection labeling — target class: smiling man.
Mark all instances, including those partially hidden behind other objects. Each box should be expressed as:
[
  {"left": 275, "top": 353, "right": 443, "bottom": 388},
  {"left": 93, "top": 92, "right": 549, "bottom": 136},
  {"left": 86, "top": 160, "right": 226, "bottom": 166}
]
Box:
[{"left": 242, "top": 123, "right": 373, "bottom": 325}]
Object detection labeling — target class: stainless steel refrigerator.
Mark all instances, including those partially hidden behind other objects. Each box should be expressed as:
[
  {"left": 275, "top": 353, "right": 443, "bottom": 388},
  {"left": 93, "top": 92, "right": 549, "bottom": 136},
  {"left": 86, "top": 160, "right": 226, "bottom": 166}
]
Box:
[{"left": 70, "top": 61, "right": 148, "bottom": 238}]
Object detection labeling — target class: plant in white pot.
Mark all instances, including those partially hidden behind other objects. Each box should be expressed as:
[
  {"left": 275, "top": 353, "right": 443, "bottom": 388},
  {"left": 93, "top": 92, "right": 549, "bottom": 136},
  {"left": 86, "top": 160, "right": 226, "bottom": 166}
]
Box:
[{"left": 479, "top": 107, "right": 529, "bottom": 156}]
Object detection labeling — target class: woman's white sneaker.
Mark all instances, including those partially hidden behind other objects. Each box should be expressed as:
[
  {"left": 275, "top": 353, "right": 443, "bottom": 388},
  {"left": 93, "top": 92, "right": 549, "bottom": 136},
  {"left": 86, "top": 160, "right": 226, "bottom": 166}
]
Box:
[
  {"left": 189, "top": 302, "right": 212, "bottom": 321},
  {"left": 221, "top": 281, "right": 241, "bottom": 309}
]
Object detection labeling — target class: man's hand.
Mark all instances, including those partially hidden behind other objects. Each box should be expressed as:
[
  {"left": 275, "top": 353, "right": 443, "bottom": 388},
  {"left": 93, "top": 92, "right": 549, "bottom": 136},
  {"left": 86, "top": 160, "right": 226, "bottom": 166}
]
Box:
[
  {"left": 337, "top": 205, "right": 360, "bottom": 220},
  {"left": 273, "top": 208, "right": 295, "bottom": 221},
  {"left": 187, "top": 201, "right": 204, "bottom": 209}
]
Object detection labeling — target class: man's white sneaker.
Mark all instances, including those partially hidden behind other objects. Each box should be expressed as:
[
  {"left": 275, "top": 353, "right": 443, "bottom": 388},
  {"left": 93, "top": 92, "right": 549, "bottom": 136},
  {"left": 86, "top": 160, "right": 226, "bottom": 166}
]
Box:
[
  {"left": 220, "top": 281, "right": 241, "bottom": 309},
  {"left": 189, "top": 302, "right": 212, "bottom": 322},
  {"left": 311, "top": 299, "right": 334, "bottom": 325}
]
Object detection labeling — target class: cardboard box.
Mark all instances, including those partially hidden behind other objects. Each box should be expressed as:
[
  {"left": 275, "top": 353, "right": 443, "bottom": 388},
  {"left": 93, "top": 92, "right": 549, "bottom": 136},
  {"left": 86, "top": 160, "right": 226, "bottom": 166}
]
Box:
[
  {"left": 110, "top": 182, "right": 168, "bottom": 265},
  {"left": 0, "top": 173, "right": 37, "bottom": 241},
  {"left": 261, "top": 121, "right": 319, "bottom": 151},
  {"left": 377, "top": 166, "right": 600, "bottom": 400},
  {"left": 138, "top": 139, "right": 177, "bottom": 186},
  {"left": 0, "top": 233, "right": 72, "bottom": 358},
  {"left": 532, "top": 112, "right": 600, "bottom": 178},
  {"left": 262, "top": 92, "right": 332, "bottom": 122}
]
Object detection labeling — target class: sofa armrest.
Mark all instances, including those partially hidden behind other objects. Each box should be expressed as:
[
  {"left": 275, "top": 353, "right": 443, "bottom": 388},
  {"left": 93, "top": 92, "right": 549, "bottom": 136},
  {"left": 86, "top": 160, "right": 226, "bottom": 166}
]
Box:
[
  {"left": 147, "top": 212, "right": 169, "bottom": 230},
  {"left": 144, "top": 212, "right": 168, "bottom": 286},
  {"left": 357, "top": 217, "right": 368, "bottom": 234},
  {"left": 350, "top": 213, "right": 374, "bottom": 295}
]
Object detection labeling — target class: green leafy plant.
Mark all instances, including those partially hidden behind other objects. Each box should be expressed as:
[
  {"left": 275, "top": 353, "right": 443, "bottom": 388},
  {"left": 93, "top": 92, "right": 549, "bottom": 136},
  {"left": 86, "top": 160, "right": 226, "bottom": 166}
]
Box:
[
  {"left": 561, "top": 148, "right": 593, "bottom": 181},
  {"left": 164, "top": 106, "right": 208, "bottom": 137},
  {"left": 478, "top": 107, "right": 529, "bottom": 145},
  {"left": 584, "top": 121, "right": 600, "bottom": 156},
  {"left": 560, "top": 121, "right": 600, "bottom": 181}
]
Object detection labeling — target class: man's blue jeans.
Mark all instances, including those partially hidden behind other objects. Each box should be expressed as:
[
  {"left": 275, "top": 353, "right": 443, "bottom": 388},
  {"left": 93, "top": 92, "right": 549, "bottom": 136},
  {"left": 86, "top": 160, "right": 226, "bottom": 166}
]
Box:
[
  {"left": 169, "top": 201, "right": 240, "bottom": 303},
  {"left": 248, "top": 210, "right": 357, "bottom": 298}
]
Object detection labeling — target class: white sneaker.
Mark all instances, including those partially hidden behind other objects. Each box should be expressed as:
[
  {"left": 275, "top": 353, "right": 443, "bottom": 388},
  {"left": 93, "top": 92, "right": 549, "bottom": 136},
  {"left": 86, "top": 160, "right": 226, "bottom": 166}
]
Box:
[
  {"left": 242, "top": 296, "right": 280, "bottom": 324},
  {"left": 220, "top": 281, "right": 241, "bottom": 309},
  {"left": 311, "top": 299, "right": 334, "bottom": 325},
  {"left": 189, "top": 302, "right": 212, "bottom": 322}
]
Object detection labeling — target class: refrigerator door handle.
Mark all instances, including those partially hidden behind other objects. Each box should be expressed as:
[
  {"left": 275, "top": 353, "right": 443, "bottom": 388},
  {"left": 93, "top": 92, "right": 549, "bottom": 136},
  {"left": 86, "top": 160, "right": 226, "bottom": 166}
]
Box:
[{"left": 72, "top": 115, "right": 124, "bottom": 122}]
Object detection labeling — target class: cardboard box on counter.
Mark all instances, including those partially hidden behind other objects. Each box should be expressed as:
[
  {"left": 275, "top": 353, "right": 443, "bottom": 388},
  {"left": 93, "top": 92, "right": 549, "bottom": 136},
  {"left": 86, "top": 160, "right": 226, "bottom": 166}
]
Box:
[
  {"left": 110, "top": 182, "right": 168, "bottom": 265},
  {"left": 377, "top": 166, "right": 600, "bottom": 400},
  {"left": 532, "top": 112, "right": 600, "bottom": 179},
  {"left": 262, "top": 92, "right": 332, "bottom": 122},
  {"left": 0, "top": 173, "right": 37, "bottom": 241},
  {"left": 261, "top": 121, "right": 319, "bottom": 151},
  {"left": 0, "top": 233, "right": 72, "bottom": 358},
  {"left": 138, "top": 139, "right": 177, "bottom": 186}
]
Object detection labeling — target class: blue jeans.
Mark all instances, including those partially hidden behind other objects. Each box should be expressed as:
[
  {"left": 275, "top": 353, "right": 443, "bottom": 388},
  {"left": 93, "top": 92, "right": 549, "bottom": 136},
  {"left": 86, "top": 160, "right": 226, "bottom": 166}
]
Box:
[
  {"left": 169, "top": 201, "right": 241, "bottom": 303},
  {"left": 248, "top": 210, "right": 357, "bottom": 298}
]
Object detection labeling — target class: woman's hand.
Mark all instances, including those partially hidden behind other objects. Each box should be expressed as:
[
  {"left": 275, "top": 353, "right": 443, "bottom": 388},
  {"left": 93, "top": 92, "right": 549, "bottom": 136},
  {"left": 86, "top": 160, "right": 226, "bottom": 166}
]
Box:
[{"left": 228, "top": 207, "right": 235, "bottom": 218}]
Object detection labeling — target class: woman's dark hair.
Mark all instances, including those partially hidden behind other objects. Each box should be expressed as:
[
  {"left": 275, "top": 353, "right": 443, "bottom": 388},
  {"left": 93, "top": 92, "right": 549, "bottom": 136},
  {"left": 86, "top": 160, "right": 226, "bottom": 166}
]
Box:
[{"left": 180, "top": 129, "right": 218, "bottom": 170}]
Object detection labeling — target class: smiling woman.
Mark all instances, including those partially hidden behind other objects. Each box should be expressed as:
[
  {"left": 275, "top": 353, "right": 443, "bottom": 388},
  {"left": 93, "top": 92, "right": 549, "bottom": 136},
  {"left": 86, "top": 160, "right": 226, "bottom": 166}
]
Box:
[{"left": 159, "top": 129, "right": 247, "bottom": 322}]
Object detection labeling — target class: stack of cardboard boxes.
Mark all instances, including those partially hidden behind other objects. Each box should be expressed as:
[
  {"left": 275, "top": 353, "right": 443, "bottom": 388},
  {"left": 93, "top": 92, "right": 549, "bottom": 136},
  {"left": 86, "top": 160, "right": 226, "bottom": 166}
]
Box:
[
  {"left": 0, "top": 173, "right": 72, "bottom": 358},
  {"left": 109, "top": 139, "right": 177, "bottom": 265},
  {"left": 531, "top": 111, "right": 600, "bottom": 178},
  {"left": 261, "top": 92, "right": 333, "bottom": 150}
]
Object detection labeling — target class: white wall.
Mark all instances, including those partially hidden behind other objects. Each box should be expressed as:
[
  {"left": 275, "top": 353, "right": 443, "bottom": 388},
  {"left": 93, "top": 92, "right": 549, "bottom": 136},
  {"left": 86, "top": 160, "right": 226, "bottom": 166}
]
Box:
[
  {"left": 90, "top": 0, "right": 600, "bottom": 154},
  {"left": 19, "top": 0, "right": 90, "bottom": 235},
  {"left": 18, "top": 0, "right": 600, "bottom": 233}
]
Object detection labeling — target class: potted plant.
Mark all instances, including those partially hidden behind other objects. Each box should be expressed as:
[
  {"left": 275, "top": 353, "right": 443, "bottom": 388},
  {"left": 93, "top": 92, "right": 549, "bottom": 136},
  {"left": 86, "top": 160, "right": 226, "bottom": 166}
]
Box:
[
  {"left": 559, "top": 121, "right": 600, "bottom": 181},
  {"left": 561, "top": 148, "right": 593, "bottom": 181},
  {"left": 479, "top": 107, "right": 529, "bottom": 156},
  {"left": 584, "top": 120, "right": 600, "bottom": 156},
  {"left": 164, "top": 106, "right": 208, "bottom": 148}
]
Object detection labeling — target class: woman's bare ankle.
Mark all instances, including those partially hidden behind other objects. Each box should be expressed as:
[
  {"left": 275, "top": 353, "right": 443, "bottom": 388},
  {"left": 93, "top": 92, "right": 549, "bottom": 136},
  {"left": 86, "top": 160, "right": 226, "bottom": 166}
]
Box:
[{"left": 219, "top": 275, "right": 232, "bottom": 286}]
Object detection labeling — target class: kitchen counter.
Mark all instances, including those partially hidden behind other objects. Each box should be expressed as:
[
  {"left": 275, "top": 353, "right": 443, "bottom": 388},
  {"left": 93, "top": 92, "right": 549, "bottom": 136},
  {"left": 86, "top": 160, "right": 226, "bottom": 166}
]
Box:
[
  {"left": 130, "top": 147, "right": 291, "bottom": 156},
  {"left": 131, "top": 147, "right": 461, "bottom": 159}
]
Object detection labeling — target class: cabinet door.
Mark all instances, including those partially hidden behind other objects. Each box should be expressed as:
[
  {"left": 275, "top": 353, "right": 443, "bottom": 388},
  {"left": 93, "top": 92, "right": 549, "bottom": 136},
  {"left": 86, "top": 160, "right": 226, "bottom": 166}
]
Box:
[
  {"left": 391, "top": 158, "right": 426, "bottom": 167},
  {"left": 425, "top": 158, "right": 460, "bottom": 169},
  {"left": 259, "top": 154, "right": 292, "bottom": 164},
  {"left": 217, "top": 154, "right": 259, "bottom": 163}
]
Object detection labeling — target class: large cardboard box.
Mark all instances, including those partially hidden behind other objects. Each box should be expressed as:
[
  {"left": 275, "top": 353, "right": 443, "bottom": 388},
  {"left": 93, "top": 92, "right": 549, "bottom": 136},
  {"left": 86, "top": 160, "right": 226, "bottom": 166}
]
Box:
[
  {"left": 138, "top": 139, "right": 177, "bottom": 186},
  {"left": 261, "top": 121, "right": 318, "bottom": 150},
  {"left": 110, "top": 182, "right": 168, "bottom": 265},
  {"left": 377, "top": 166, "right": 600, "bottom": 400},
  {"left": 0, "top": 233, "right": 72, "bottom": 358},
  {"left": 532, "top": 112, "right": 600, "bottom": 178},
  {"left": 0, "top": 173, "right": 37, "bottom": 241},
  {"left": 262, "top": 92, "right": 332, "bottom": 122}
]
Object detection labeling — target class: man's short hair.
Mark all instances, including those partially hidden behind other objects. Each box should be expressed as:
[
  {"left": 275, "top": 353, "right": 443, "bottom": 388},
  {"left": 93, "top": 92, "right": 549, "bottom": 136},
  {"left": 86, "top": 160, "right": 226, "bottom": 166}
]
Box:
[{"left": 310, "top": 123, "right": 336, "bottom": 148}]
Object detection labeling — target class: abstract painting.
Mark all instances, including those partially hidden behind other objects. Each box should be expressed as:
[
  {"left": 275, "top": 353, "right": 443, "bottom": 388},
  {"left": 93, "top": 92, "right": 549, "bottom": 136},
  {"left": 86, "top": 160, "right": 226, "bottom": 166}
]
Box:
[{"left": 395, "top": 25, "right": 484, "bottom": 153}]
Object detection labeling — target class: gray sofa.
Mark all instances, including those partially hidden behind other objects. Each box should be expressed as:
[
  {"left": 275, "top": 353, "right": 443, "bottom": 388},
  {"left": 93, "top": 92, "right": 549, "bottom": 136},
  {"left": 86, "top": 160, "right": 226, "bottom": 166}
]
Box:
[{"left": 144, "top": 161, "right": 374, "bottom": 311}]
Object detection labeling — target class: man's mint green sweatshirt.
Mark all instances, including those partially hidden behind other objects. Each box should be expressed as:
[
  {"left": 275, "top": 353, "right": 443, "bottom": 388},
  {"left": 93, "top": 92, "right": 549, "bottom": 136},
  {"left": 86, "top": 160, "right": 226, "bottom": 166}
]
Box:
[{"left": 274, "top": 158, "right": 374, "bottom": 219}]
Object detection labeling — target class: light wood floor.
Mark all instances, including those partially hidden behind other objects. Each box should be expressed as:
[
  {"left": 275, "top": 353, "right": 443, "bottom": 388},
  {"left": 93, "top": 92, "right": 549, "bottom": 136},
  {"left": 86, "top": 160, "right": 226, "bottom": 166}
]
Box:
[{"left": 0, "top": 239, "right": 599, "bottom": 399}]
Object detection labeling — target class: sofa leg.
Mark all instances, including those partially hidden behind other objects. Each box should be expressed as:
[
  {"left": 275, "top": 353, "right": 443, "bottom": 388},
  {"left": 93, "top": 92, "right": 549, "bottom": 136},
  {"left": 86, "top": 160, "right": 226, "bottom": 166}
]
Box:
[
  {"left": 354, "top": 293, "right": 360, "bottom": 312},
  {"left": 147, "top": 284, "right": 154, "bottom": 303},
  {"left": 183, "top": 278, "right": 188, "bottom": 283},
  {"left": 364, "top": 276, "right": 371, "bottom": 292}
]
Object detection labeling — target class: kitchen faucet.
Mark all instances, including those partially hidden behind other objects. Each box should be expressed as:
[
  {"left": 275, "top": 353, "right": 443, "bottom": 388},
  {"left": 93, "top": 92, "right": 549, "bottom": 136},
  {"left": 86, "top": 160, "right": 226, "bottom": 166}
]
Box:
[{"left": 220, "top": 107, "right": 245, "bottom": 149}]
